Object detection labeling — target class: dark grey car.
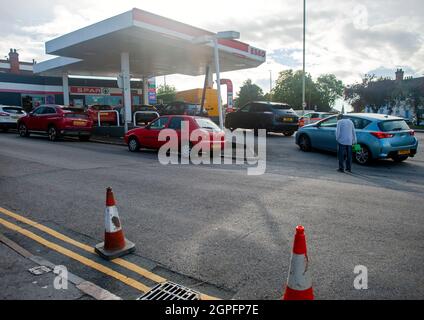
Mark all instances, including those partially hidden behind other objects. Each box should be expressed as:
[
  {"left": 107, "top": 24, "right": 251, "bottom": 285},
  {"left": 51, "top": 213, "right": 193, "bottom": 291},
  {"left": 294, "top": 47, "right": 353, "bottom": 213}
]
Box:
[{"left": 225, "top": 101, "right": 299, "bottom": 136}]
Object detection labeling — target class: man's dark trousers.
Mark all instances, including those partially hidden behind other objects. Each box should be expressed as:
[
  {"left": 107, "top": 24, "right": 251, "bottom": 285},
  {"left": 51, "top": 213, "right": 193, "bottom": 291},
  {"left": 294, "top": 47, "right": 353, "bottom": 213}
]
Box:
[{"left": 338, "top": 143, "right": 352, "bottom": 171}]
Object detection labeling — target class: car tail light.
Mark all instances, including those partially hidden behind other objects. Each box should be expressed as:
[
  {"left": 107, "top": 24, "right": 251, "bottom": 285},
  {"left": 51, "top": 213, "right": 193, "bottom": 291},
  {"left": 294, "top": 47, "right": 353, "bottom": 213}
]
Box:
[
  {"left": 409, "top": 130, "right": 415, "bottom": 136},
  {"left": 371, "top": 131, "right": 394, "bottom": 139},
  {"left": 0, "top": 112, "right": 9, "bottom": 116}
]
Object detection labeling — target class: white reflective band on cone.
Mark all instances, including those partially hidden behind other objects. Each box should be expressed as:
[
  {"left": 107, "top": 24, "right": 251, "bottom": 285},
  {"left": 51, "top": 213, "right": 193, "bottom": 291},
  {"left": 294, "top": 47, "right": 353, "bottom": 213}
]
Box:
[
  {"left": 287, "top": 253, "right": 312, "bottom": 291},
  {"left": 105, "top": 206, "right": 122, "bottom": 233}
]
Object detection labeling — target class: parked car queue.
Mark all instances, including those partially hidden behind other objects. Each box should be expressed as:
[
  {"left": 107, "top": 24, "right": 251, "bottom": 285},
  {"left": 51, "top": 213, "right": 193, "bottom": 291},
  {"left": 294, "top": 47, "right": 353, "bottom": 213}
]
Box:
[{"left": 2, "top": 102, "right": 419, "bottom": 165}]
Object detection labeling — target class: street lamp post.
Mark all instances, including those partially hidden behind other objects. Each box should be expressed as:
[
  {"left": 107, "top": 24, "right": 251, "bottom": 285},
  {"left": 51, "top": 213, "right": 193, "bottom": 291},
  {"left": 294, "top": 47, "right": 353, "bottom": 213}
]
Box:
[
  {"left": 269, "top": 70, "right": 273, "bottom": 102},
  {"left": 302, "top": 0, "right": 307, "bottom": 115},
  {"left": 192, "top": 31, "right": 240, "bottom": 129}
]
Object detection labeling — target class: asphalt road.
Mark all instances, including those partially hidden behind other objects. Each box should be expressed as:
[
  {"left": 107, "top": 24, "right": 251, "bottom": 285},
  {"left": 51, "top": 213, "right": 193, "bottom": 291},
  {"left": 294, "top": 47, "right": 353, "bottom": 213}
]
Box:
[{"left": 0, "top": 131, "right": 423, "bottom": 300}]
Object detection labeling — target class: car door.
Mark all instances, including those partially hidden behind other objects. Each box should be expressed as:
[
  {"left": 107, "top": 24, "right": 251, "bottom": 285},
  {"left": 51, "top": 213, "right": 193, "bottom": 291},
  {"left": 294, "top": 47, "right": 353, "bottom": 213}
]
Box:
[
  {"left": 313, "top": 116, "right": 338, "bottom": 151},
  {"left": 27, "top": 107, "right": 45, "bottom": 130},
  {"left": 40, "top": 106, "right": 58, "bottom": 131},
  {"left": 250, "top": 103, "right": 273, "bottom": 129},
  {"left": 233, "top": 104, "right": 253, "bottom": 129},
  {"left": 141, "top": 116, "right": 170, "bottom": 149}
]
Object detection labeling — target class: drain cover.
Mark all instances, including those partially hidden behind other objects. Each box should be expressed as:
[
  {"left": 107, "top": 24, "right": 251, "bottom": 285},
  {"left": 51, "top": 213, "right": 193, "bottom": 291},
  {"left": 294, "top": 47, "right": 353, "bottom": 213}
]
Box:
[
  {"left": 138, "top": 282, "right": 200, "bottom": 300},
  {"left": 28, "top": 266, "right": 51, "bottom": 276}
]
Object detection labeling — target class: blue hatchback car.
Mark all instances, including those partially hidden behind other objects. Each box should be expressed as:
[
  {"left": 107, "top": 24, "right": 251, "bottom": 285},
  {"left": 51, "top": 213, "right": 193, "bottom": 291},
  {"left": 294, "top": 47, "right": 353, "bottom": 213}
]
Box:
[{"left": 295, "top": 113, "right": 419, "bottom": 165}]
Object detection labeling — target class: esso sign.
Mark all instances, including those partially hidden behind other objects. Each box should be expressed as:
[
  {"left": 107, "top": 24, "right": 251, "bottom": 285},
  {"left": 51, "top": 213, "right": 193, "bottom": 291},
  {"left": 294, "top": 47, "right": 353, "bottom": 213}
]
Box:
[{"left": 250, "top": 47, "right": 266, "bottom": 58}]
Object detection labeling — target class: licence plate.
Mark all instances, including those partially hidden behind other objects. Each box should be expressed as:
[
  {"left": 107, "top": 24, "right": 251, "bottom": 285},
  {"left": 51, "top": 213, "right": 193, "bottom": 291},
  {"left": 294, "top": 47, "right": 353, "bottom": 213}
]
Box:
[
  {"left": 11, "top": 115, "right": 19, "bottom": 120},
  {"left": 73, "top": 120, "right": 87, "bottom": 126},
  {"left": 211, "top": 144, "right": 221, "bottom": 150},
  {"left": 283, "top": 117, "right": 293, "bottom": 122},
  {"left": 398, "top": 150, "right": 410, "bottom": 155},
  {"left": 100, "top": 113, "right": 110, "bottom": 117}
]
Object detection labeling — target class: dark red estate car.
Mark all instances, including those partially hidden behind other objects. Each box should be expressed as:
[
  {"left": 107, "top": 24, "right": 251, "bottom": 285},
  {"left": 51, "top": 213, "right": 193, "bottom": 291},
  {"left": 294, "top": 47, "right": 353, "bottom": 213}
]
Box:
[
  {"left": 18, "top": 105, "right": 93, "bottom": 141},
  {"left": 124, "top": 115, "right": 225, "bottom": 155},
  {"left": 87, "top": 105, "right": 118, "bottom": 126}
]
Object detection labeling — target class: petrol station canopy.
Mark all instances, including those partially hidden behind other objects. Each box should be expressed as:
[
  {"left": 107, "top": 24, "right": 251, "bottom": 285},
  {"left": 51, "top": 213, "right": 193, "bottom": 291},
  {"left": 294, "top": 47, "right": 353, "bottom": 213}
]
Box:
[{"left": 34, "top": 8, "right": 267, "bottom": 78}]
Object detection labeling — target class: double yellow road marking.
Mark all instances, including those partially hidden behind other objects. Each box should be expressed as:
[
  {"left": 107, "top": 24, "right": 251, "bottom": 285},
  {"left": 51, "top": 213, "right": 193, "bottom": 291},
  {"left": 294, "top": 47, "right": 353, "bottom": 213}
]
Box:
[{"left": 0, "top": 206, "right": 217, "bottom": 300}]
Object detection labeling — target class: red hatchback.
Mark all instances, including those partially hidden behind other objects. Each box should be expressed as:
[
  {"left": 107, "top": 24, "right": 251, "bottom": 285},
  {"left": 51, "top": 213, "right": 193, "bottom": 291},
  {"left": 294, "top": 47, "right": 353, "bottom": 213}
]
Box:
[
  {"left": 124, "top": 115, "right": 225, "bottom": 155},
  {"left": 18, "top": 105, "right": 93, "bottom": 141}
]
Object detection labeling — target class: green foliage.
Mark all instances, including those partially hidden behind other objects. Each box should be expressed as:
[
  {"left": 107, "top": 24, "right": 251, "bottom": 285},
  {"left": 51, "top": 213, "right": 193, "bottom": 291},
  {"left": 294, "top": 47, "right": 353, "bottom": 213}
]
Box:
[
  {"left": 235, "top": 79, "right": 264, "bottom": 108},
  {"left": 344, "top": 74, "right": 424, "bottom": 112},
  {"left": 157, "top": 84, "right": 177, "bottom": 104},
  {"left": 271, "top": 70, "right": 344, "bottom": 111}
]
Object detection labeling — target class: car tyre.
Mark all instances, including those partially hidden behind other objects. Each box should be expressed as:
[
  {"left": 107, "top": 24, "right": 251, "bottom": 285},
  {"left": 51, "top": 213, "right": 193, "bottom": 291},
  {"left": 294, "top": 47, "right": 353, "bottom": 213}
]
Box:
[
  {"left": 47, "top": 125, "right": 59, "bottom": 142},
  {"left": 18, "top": 123, "right": 30, "bottom": 137},
  {"left": 391, "top": 155, "right": 408, "bottom": 163},
  {"left": 283, "top": 131, "right": 295, "bottom": 137},
  {"left": 2, "top": 128, "right": 9, "bottom": 133},
  {"left": 298, "top": 134, "right": 312, "bottom": 152},
  {"left": 128, "top": 137, "right": 140, "bottom": 152},
  {"left": 354, "top": 144, "right": 372, "bottom": 165}
]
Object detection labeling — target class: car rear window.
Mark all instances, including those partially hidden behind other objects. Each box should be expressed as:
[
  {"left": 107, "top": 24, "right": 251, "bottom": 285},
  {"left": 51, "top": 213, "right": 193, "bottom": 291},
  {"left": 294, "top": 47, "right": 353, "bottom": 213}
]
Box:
[
  {"left": 379, "top": 120, "right": 410, "bottom": 132},
  {"left": 3, "top": 107, "right": 24, "bottom": 114},
  {"left": 93, "top": 105, "right": 112, "bottom": 110},
  {"left": 271, "top": 104, "right": 292, "bottom": 110},
  {"left": 195, "top": 118, "right": 221, "bottom": 132}
]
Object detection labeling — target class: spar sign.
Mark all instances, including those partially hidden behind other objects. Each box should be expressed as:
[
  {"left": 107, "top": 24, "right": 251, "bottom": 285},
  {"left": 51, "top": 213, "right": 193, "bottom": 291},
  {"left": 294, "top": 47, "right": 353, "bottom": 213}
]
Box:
[{"left": 70, "top": 86, "right": 111, "bottom": 95}]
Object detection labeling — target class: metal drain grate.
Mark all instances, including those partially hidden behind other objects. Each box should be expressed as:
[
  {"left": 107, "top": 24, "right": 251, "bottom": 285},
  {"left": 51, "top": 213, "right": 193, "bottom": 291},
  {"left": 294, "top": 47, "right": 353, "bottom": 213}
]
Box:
[{"left": 138, "top": 282, "right": 200, "bottom": 300}]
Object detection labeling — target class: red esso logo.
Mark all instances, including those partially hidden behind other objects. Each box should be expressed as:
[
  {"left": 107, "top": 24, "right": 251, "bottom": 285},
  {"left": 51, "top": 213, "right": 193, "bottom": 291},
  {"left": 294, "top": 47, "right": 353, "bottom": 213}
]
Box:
[{"left": 250, "top": 47, "right": 266, "bottom": 58}]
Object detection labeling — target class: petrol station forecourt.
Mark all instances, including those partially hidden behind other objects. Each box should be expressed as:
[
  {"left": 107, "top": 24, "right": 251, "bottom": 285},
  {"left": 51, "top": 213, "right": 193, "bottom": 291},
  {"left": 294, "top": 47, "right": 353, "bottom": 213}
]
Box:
[
  {"left": 0, "top": 6, "right": 423, "bottom": 303},
  {"left": 34, "top": 8, "right": 266, "bottom": 131}
]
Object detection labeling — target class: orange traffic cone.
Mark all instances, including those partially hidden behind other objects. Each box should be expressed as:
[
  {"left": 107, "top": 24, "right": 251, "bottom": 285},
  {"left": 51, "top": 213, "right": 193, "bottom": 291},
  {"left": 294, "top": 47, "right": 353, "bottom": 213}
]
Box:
[
  {"left": 283, "top": 226, "right": 314, "bottom": 300},
  {"left": 95, "top": 187, "right": 135, "bottom": 260}
]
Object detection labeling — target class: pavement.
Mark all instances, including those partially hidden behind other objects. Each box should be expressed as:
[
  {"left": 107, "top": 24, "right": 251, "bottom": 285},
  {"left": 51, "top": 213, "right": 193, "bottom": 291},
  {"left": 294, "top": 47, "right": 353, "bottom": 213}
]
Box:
[{"left": 0, "top": 131, "right": 423, "bottom": 300}]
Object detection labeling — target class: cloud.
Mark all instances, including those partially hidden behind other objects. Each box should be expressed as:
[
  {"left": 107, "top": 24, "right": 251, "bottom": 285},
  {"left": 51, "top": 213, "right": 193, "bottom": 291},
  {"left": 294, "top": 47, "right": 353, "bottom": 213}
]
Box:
[{"left": 0, "top": 0, "right": 423, "bottom": 104}]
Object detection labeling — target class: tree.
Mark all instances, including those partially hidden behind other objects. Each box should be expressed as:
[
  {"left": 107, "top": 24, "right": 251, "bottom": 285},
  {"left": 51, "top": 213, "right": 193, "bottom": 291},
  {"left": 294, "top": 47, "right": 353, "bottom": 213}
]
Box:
[
  {"left": 235, "top": 79, "right": 264, "bottom": 108},
  {"left": 316, "top": 74, "right": 344, "bottom": 109},
  {"left": 157, "top": 84, "right": 177, "bottom": 104},
  {"left": 271, "top": 70, "right": 343, "bottom": 111}
]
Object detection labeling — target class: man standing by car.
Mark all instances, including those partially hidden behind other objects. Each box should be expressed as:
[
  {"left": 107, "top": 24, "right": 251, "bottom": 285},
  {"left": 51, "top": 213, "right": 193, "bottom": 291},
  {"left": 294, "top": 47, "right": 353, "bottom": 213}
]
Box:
[{"left": 336, "top": 114, "right": 357, "bottom": 173}]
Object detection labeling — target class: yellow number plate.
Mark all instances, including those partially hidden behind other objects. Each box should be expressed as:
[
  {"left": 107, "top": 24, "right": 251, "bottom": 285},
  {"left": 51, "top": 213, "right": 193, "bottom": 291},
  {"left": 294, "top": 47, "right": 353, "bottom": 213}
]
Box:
[
  {"left": 398, "top": 150, "right": 410, "bottom": 155},
  {"left": 283, "top": 117, "right": 293, "bottom": 122},
  {"left": 73, "top": 120, "right": 86, "bottom": 126}
]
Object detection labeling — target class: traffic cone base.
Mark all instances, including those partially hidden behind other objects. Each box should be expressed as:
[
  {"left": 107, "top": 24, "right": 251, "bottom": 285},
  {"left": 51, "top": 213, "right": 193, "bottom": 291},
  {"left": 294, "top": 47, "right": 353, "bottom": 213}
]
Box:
[
  {"left": 95, "top": 239, "right": 135, "bottom": 261},
  {"left": 95, "top": 187, "right": 135, "bottom": 260},
  {"left": 283, "top": 286, "right": 314, "bottom": 300}
]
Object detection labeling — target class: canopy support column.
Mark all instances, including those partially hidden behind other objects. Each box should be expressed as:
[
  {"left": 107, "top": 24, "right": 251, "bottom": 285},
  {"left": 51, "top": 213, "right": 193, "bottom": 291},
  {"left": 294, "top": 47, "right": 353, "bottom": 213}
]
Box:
[
  {"left": 142, "top": 77, "right": 149, "bottom": 105},
  {"left": 121, "top": 52, "right": 132, "bottom": 133},
  {"left": 62, "top": 73, "right": 69, "bottom": 106}
]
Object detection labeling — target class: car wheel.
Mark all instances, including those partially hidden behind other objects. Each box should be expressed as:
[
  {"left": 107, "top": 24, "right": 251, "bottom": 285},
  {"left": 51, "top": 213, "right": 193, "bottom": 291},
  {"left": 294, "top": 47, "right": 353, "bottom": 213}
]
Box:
[
  {"left": 18, "top": 123, "right": 29, "bottom": 137},
  {"left": 2, "top": 128, "right": 9, "bottom": 133},
  {"left": 392, "top": 155, "right": 408, "bottom": 163},
  {"left": 79, "top": 135, "right": 90, "bottom": 142},
  {"left": 48, "top": 126, "right": 59, "bottom": 141},
  {"left": 298, "top": 134, "right": 311, "bottom": 152},
  {"left": 283, "top": 131, "right": 294, "bottom": 137},
  {"left": 128, "top": 137, "right": 140, "bottom": 152},
  {"left": 354, "top": 144, "right": 372, "bottom": 165}
]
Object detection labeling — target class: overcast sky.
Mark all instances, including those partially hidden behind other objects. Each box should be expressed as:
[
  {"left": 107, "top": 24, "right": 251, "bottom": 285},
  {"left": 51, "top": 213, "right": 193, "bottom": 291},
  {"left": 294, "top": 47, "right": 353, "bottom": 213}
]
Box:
[{"left": 1, "top": 0, "right": 423, "bottom": 108}]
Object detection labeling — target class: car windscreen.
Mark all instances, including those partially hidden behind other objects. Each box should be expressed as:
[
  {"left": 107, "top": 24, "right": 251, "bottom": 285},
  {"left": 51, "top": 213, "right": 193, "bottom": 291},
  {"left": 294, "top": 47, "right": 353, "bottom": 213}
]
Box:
[
  {"left": 378, "top": 120, "right": 410, "bottom": 132},
  {"left": 3, "top": 107, "right": 24, "bottom": 114},
  {"left": 195, "top": 118, "right": 221, "bottom": 132}
]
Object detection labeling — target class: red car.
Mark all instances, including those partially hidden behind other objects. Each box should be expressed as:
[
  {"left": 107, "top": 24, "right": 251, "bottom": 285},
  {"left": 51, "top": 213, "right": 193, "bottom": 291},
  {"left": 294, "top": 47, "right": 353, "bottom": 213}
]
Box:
[
  {"left": 87, "top": 105, "right": 118, "bottom": 126},
  {"left": 124, "top": 115, "right": 225, "bottom": 155},
  {"left": 18, "top": 105, "right": 93, "bottom": 141}
]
